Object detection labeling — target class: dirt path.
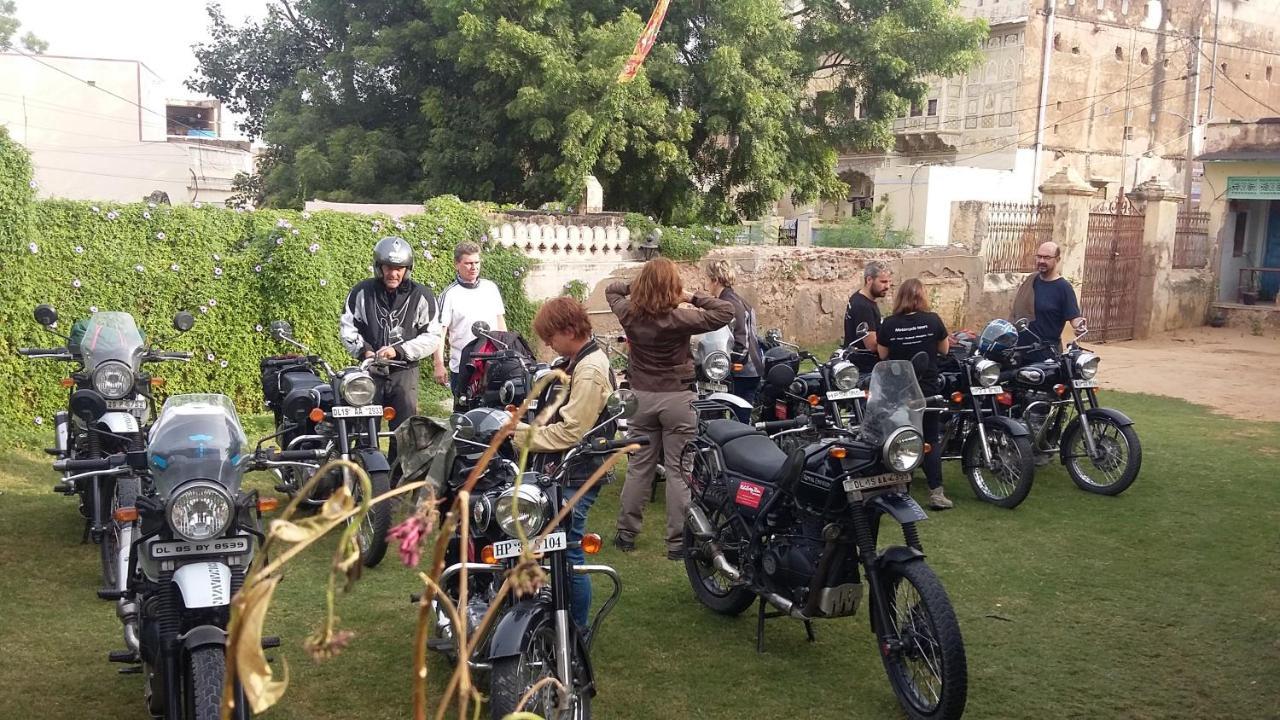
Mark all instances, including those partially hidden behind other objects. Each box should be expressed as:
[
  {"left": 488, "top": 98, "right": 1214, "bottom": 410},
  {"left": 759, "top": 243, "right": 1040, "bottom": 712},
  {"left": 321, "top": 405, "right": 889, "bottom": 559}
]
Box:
[{"left": 1092, "top": 326, "right": 1280, "bottom": 422}]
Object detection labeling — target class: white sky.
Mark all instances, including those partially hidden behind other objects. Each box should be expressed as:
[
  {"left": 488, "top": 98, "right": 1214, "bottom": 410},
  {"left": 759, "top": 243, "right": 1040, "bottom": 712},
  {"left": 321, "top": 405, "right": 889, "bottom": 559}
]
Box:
[{"left": 15, "top": 0, "right": 271, "bottom": 137}]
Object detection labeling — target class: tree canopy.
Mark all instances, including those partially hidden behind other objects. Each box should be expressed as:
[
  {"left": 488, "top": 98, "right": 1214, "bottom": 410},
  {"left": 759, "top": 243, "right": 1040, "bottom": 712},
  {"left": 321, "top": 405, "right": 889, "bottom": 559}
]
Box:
[
  {"left": 0, "top": 1, "right": 47, "bottom": 53},
  {"left": 190, "top": 0, "right": 985, "bottom": 220}
]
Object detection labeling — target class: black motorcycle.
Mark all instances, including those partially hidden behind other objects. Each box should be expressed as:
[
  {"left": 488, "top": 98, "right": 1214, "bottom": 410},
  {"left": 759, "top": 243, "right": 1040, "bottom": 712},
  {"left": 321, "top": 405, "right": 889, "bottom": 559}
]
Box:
[
  {"left": 680, "top": 360, "right": 967, "bottom": 720},
  {"left": 1000, "top": 319, "right": 1142, "bottom": 495},
  {"left": 18, "top": 304, "right": 194, "bottom": 592},
  {"left": 423, "top": 391, "right": 642, "bottom": 720},
  {"left": 258, "top": 320, "right": 394, "bottom": 567},
  {"left": 753, "top": 327, "right": 867, "bottom": 454},
  {"left": 934, "top": 322, "right": 1036, "bottom": 508}
]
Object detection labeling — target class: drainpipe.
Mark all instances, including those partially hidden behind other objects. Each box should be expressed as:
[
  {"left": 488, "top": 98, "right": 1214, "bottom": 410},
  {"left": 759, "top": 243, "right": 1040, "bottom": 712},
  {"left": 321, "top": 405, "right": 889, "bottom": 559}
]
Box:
[{"left": 1030, "top": 0, "right": 1057, "bottom": 200}]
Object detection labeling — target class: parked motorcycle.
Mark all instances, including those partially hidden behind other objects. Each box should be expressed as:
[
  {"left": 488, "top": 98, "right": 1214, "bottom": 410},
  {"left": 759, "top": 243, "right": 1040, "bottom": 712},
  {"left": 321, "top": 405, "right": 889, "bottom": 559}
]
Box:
[
  {"left": 424, "top": 390, "right": 643, "bottom": 720},
  {"left": 933, "top": 320, "right": 1036, "bottom": 508},
  {"left": 751, "top": 327, "right": 868, "bottom": 453},
  {"left": 259, "top": 320, "right": 394, "bottom": 567},
  {"left": 18, "top": 304, "right": 194, "bottom": 592},
  {"left": 680, "top": 360, "right": 967, "bottom": 720},
  {"left": 57, "top": 394, "right": 322, "bottom": 720},
  {"left": 1000, "top": 319, "right": 1143, "bottom": 495}
]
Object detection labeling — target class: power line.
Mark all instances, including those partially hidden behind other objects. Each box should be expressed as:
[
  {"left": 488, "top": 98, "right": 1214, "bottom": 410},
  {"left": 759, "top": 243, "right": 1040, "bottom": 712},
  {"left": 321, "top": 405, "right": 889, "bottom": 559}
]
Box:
[{"left": 1197, "top": 45, "right": 1280, "bottom": 115}]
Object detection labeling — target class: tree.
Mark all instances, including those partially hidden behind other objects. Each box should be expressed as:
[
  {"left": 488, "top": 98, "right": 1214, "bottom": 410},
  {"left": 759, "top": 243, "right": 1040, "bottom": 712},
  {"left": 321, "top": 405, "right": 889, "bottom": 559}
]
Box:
[
  {"left": 0, "top": 1, "right": 48, "bottom": 53},
  {"left": 190, "top": 0, "right": 984, "bottom": 220}
]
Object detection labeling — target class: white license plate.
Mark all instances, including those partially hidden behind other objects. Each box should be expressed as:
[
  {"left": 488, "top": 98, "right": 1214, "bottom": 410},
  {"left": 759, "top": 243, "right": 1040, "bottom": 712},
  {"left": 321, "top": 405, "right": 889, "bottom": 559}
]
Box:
[
  {"left": 970, "top": 386, "right": 1004, "bottom": 396},
  {"left": 1073, "top": 379, "right": 1098, "bottom": 389},
  {"left": 492, "top": 531, "right": 567, "bottom": 560},
  {"left": 106, "top": 398, "right": 147, "bottom": 411},
  {"left": 843, "top": 472, "right": 911, "bottom": 493},
  {"left": 827, "top": 388, "right": 866, "bottom": 401},
  {"left": 331, "top": 405, "right": 383, "bottom": 418},
  {"left": 150, "top": 537, "right": 251, "bottom": 559}
]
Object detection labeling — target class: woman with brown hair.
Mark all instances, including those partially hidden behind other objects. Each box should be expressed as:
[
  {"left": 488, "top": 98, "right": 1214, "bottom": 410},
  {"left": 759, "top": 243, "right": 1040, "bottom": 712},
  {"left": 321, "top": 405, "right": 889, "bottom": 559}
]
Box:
[
  {"left": 606, "top": 257, "right": 734, "bottom": 559},
  {"left": 877, "top": 278, "right": 953, "bottom": 510}
]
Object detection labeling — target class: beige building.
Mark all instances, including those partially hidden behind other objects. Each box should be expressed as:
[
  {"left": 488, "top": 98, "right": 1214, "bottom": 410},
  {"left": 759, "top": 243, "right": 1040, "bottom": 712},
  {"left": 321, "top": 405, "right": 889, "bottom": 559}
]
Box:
[
  {"left": 818, "top": 0, "right": 1280, "bottom": 245},
  {"left": 0, "top": 52, "right": 252, "bottom": 205}
]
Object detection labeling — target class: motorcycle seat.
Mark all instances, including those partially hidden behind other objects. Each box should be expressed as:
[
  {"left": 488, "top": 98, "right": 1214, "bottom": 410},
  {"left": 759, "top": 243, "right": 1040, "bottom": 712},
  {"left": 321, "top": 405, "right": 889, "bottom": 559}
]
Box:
[
  {"left": 723, "top": 436, "right": 790, "bottom": 483},
  {"left": 704, "top": 419, "right": 759, "bottom": 446}
]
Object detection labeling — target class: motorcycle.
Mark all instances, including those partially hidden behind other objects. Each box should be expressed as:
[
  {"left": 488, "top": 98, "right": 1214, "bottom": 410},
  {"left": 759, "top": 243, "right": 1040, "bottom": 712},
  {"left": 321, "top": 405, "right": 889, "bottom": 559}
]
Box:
[
  {"left": 680, "top": 359, "right": 968, "bottom": 720},
  {"left": 933, "top": 320, "right": 1036, "bottom": 508},
  {"left": 999, "top": 319, "right": 1143, "bottom": 495},
  {"left": 258, "top": 320, "right": 396, "bottom": 567},
  {"left": 18, "top": 304, "right": 194, "bottom": 593},
  {"left": 57, "top": 394, "right": 323, "bottom": 720},
  {"left": 455, "top": 321, "right": 542, "bottom": 413},
  {"left": 424, "top": 390, "right": 643, "bottom": 720},
  {"left": 750, "top": 327, "right": 868, "bottom": 454}
]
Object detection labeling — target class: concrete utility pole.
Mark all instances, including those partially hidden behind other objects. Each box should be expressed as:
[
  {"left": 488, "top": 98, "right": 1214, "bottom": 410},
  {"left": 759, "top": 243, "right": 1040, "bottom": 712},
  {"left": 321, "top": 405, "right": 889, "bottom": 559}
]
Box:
[
  {"left": 1205, "top": 0, "right": 1221, "bottom": 121},
  {"left": 1185, "top": 33, "right": 1201, "bottom": 210},
  {"left": 1031, "top": 0, "right": 1057, "bottom": 200}
]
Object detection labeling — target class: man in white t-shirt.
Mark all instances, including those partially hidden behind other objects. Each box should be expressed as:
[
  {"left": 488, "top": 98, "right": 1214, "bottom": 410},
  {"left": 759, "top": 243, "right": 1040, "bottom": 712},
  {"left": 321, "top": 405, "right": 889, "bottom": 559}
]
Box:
[{"left": 433, "top": 241, "right": 507, "bottom": 396}]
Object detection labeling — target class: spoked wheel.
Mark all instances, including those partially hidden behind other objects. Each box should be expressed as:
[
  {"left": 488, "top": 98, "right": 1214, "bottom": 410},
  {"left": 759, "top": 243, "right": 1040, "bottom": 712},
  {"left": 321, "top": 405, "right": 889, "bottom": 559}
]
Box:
[
  {"left": 351, "top": 468, "right": 391, "bottom": 567},
  {"left": 682, "top": 502, "right": 754, "bottom": 616},
  {"left": 96, "top": 475, "right": 123, "bottom": 592},
  {"left": 875, "top": 560, "right": 967, "bottom": 720},
  {"left": 1062, "top": 417, "right": 1142, "bottom": 495},
  {"left": 962, "top": 425, "right": 1035, "bottom": 509},
  {"left": 489, "top": 612, "right": 591, "bottom": 720}
]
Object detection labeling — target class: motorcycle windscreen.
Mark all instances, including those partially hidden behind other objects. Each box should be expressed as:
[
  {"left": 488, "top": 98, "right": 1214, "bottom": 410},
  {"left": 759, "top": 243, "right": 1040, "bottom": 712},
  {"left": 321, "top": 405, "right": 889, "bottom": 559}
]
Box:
[
  {"left": 147, "top": 394, "right": 249, "bottom": 496},
  {"left": 861, "top": 361, "right": 925, "bottom": 446},
  {"left": 691, "top": 323, "right": 734, "bottom": 365},
  {"left": 79, "top": 311, "right": 145, "bottom": 370}
]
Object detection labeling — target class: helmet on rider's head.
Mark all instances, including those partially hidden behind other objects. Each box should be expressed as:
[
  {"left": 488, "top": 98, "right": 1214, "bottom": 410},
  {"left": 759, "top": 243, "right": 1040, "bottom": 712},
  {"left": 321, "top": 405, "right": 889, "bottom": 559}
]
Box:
[
  {"left": 977, "top": 319, "right": 1019, "bottom": 355},
  {"left": 373, "top": 236, "right": 414, "bottom": 274}
]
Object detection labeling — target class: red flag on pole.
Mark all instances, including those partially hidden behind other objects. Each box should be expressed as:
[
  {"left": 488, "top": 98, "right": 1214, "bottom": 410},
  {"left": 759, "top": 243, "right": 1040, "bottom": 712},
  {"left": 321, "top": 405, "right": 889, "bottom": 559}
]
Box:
[{"left": 617, "top": 0, "right": 671, "bottom": 83}]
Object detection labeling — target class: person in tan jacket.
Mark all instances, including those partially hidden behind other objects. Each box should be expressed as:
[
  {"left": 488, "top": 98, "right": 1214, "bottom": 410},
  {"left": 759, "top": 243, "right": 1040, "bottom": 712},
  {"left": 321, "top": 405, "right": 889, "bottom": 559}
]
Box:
[{"left": 607, "top": 257, "right": 734, "bottom": 559}]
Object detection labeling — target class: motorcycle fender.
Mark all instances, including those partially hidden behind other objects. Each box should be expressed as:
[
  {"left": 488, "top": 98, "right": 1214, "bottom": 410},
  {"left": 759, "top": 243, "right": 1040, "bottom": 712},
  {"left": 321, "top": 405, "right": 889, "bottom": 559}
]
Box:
[
  {"left": 352, "top": 447, "right": 391, "bottom": 474},
  {"left": 1079, "top": 406, "right": 1134, "bottom": 427},
  {"left": 172, "top": 562, "right": 233, "bottom": 609},
  {"left": 100, "top": 411, "right": 140, "bottom": 435},
  {"left": 177, "top": 625, "right": 227, "bottom": 652},
  {"left": 873, "top": 545, "right": 926, "bottom": 569},
  {"left": 981, "top": 415, "right": 1030, "bottom": 438},
  {"left": 487, "top": 600, "right": 595, "bottom": 689},
  {"left": 704, "top": 392, "right": 753, "bottom": 411},
  {"left": 868, "top": 493, "right": 929, "bottom": 525}
]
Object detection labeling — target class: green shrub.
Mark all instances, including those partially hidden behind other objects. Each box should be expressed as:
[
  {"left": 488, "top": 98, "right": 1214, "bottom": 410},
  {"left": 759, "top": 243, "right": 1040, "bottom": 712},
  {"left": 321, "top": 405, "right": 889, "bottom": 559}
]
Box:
[
  {"left": 814, "top": 210, "right": 912, "bottom": 248},
  {"left": 623, "top": 212, "right": 740, "bottom": 263}
]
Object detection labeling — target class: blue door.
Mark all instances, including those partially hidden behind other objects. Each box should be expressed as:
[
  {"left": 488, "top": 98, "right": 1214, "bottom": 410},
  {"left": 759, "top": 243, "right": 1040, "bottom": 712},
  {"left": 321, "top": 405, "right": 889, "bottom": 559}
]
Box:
[{"left": 1264, "top": 202, "right": 1280, "bottom": 300}]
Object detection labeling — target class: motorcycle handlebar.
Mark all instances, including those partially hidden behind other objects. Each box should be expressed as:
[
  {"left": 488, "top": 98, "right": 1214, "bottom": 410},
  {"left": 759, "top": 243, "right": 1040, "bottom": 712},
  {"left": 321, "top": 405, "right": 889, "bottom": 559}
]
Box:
[
  {"left": 53, "top": 454, "right": 127, "bottom": 472},
  {"left": 18, "top": 347, "right": 70, "bottom": 357},
  {"left": 261, "top": 355, "right": 315, "bottom": 368},
  {"left": 147, "top": 351, "right": 193, "bottom": 362},
  {"left": 755, "top": 417, "right": 809, "bottom": 433},
  {"left": 259, "top": 448, "right": 326, "bottom": 462}
]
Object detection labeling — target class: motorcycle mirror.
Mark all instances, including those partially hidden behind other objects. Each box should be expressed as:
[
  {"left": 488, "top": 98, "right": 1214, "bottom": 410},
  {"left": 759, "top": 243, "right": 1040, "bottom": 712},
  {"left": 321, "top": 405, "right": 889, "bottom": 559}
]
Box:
[
  {"left": 269, "top": 320, "right": 293, "bottom": 340},
  {"left": 910, "top": 351, "right": 931, "bottom": 377},
  {"left": 471, "top": 321, "right": 491, "bottom": 338},
  {"left": 34, "top": 304, "right": 59, "bottom": 327},
  {"left": 605, "top": 389, "right": 639, "bottom": 420},
  {"left": 856, "top": 321, "right": 869, "bottom": 334},
  {"left": 450, "top": 412, "right": 476, "bottom": 440},
  {"left": 1014, "top": 317, "right": 1030, "bottom": 331},
  {"left": 765, "top": 363, "right": 796, "bottom": 389},
  {"left": 172, "top": 311, "right": 195, "bottom": 332}
]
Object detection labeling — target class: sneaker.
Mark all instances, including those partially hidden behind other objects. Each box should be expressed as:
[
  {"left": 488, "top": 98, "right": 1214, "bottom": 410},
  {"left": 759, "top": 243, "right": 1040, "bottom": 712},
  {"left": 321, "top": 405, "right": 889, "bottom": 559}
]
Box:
[
  {"left": 666, "top": 548, "right": 685, "bottom": 561},
  {"left": 612, "top": 533, "right": 636, "bottom": 552},
  {"left": 928, "top": 488, "right": 955, "bottom": 510}
]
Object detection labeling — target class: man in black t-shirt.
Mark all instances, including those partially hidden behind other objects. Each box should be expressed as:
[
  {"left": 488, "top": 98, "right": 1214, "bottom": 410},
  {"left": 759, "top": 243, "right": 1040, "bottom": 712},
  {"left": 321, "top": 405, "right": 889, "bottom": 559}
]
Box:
[
  {"left": 1011, "top": 241, "right": 1086, "bottom": 349},
  {"left": 843, "top": 261, "right": 892, "bottom": 373}
]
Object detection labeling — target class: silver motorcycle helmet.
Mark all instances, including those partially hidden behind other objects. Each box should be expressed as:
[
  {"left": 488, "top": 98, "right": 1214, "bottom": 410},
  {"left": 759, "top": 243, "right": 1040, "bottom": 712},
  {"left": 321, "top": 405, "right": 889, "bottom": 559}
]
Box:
[{"left": 373, "top": 235, "right": 414, "bottom": 274}]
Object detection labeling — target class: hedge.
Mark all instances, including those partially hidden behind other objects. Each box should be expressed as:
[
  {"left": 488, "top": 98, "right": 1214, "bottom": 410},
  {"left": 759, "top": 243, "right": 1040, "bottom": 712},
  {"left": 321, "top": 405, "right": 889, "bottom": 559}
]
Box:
[{"left": 0, "top": 128, "right": 533, "bottom": 444}]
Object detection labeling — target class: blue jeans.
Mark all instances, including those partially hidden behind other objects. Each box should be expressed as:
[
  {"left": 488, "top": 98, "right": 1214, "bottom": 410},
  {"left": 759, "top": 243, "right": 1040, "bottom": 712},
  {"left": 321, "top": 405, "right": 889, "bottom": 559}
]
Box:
[
  {"left": 566, "top": 484, "right": 600, "bottom": 628},
  {"left": 732, "top": 376, "right": 760, "bottom": 424}
]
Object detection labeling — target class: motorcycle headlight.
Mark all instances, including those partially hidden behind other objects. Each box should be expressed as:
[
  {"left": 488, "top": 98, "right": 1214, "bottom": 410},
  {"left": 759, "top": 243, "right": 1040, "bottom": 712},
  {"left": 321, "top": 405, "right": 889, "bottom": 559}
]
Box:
[
  {"left": 1075, "top": 352, "right": 1100, "bottom": 380},
  {"left": 831, "top": 361, "right": 859, "bottom": 391},
  {"left": 167, "top": 481, "right": 234, "bottom": 542},
  {"left": 494, "top": 484, "right": 552, "bottom": 539},
  {"left": 974, "top": 359, "right": 1000, "bottom": 387},
  {"left": 882, "top": 428, "right": 924, "bottom": 473},
  {"left": 703, "top": 351, "right": 731, "bottom": 382},
  {"left": 340, "top": 372, "right": 377, "bottom": 406},
  {"left": 93, "top": 361, "right": 134, "bottom": 400}
]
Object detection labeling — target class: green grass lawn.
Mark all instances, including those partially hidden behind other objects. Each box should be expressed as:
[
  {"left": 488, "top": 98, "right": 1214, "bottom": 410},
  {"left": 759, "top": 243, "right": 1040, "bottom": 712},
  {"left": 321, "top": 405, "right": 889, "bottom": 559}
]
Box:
[{"left": 1, "top": 391, "right": 1277, "bottom": 719}]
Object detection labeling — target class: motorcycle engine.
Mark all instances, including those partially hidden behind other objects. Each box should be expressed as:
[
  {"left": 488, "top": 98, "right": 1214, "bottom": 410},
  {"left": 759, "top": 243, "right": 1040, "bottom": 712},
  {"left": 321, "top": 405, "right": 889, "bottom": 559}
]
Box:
[{"left": 761, "top": 520, "right": 825, "bottom": 591}]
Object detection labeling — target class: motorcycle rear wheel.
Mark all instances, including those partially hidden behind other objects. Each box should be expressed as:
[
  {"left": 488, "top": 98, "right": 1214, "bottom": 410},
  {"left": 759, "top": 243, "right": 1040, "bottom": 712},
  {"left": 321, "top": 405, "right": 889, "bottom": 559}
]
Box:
[
  {"left": 1062, "top": 417, "right": 1142, "bottom": 495},
  {"left": 682, "top": 502, "right": 754, "bottom": 616},
  {"left": 961, "top": 427, "right": 1034, "bottom": 509},
  {"left": 489, "top": 611, "right": 591, "bottom": 720},
  {"left": 875, "top": 560, "right": 967, "bottom": 720}
]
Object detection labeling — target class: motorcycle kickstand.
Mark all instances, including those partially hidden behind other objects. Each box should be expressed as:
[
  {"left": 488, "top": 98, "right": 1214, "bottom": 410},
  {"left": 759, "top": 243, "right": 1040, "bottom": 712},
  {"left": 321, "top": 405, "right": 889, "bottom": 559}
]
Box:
[
  {"left": 755, "top": 597, "right": 767, "bottom": 654},
  {"left": 803, "top": 620, "right": 816, "bottom": 643}
]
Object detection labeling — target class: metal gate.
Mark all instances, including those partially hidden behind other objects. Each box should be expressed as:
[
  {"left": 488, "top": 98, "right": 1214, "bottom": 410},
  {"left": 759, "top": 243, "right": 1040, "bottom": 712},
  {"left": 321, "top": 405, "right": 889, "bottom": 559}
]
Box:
[{"left": 1082, "top": 200, "right": 1145, "bottom": 342}]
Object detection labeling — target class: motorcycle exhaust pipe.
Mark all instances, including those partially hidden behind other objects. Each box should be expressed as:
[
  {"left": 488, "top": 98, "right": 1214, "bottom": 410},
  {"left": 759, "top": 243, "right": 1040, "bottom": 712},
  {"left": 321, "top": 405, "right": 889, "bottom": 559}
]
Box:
[
  {"left": 117, "top": 599, "right": 140, "bottom": 654},
  {"left": 685, "top": 505, "right": 741, "bottom": 581},
  {"left": 54, "top": 411, "right": 69, "bottom": 456},
  {"left": 760, "top": 591, "right": 809, "bottom": 620}
]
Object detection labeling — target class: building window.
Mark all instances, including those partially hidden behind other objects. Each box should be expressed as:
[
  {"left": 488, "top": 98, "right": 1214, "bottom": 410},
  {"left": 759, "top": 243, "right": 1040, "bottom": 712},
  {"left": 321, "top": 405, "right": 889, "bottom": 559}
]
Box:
[
  {"left": 1140, "top": 48, "right": 1149, "bottom": 64},
  {"left": 1115, "top": 46, "right": 1124, "bottom": 61},
  {"left": 1268, "top": 66, "right": 1274, "bottom": 82},
  {"left": 1221, "top": 62, "right": 1228, "bottom": 75},
  {"left": 927, "top": 99, "right": 938, "bottom": 116},
  {"left": 1054, "top": 33, "right": 1062, "bottom": 51},
  {"left": 910, "top": 102, "right": 923, "bottom": 117},
  {"left": 1233, "top": 212, "right": 1248, "bottom": 257}
]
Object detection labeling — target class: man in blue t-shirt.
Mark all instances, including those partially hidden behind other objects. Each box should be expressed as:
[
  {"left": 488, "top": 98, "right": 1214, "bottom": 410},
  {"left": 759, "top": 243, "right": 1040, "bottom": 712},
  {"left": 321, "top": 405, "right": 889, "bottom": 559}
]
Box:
[{"left": 1012, "top": 241, "right": 1087, "bottom": 349}]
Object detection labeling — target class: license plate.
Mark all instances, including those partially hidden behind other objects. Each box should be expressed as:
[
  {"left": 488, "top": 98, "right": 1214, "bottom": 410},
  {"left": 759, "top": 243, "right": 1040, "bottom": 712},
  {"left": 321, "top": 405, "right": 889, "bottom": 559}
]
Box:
[
  {"left": 492, "top": 531, "right": 567, "bottom": 560},
  {"left": 331, "top": 405, "right": 383, "bottom": 418},
  {"left": 150, "top": 537, "right": 251, "bottom": 559},
  {"left": 971, "top": 386, "right": 1004, "bottom": 396},
  {"left": 106, "top": 398, "right": 147, "bottom": 411},
  {"left": 827, "top": 388, "right": 865, "bottom": 401},
  {"left": 843, "top": 472, "right": 911, "bottom": 493},
  {"left": 1073, "top": 379, "right": 1098, "bottom": 389}
]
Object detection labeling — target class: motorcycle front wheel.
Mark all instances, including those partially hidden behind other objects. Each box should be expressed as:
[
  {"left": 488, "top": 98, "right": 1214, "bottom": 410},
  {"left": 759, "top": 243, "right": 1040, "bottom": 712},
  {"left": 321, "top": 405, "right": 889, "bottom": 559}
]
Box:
[
  {"left": 1062, "top": 417, "right": 1142, "bottom": 495},
  {"left": 875, "top": 560, "right": 967, "bottom": 720},
  {"left": 185, "top": 645, "right": 252, "bottom": 720},
  {"left": 488, "top": 611, "right": 591, "bottom": 720},
  {"left": 352, "top": 467, "right": 391, "bottom": 567},
  {"left": 961, "top": 426, "right": 1035, "bottom": 509}
]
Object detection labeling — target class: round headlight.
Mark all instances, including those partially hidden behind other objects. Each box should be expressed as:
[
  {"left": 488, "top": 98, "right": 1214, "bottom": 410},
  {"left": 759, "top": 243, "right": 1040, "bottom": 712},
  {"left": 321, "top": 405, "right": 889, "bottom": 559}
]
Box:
[
  {"left": 167, "top": 481, "right": 234, "bottom": 542},
  {"left": 1075, "top": 352, "right": 1100, "bottom": 380},
  {"left": 494, "top": 484, "right": 551, "bottom": 539},
  {"left": 704, "top": 351, "right": 731, "bottom": 381},
  {"left": 340, "top": 372, "right": 377, "bottom": 406},
  {"left": 93, "top": 361, "right": 134, "bottom": 400},
  {"left": 831, "top": 361, "right": 860, "bottom": 391},
  {"left": 974, "top": 359, "right": 1000, "bottom": 387},
  {"left": 882, "top": 428, "right": 924, "bottom": 473}
]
